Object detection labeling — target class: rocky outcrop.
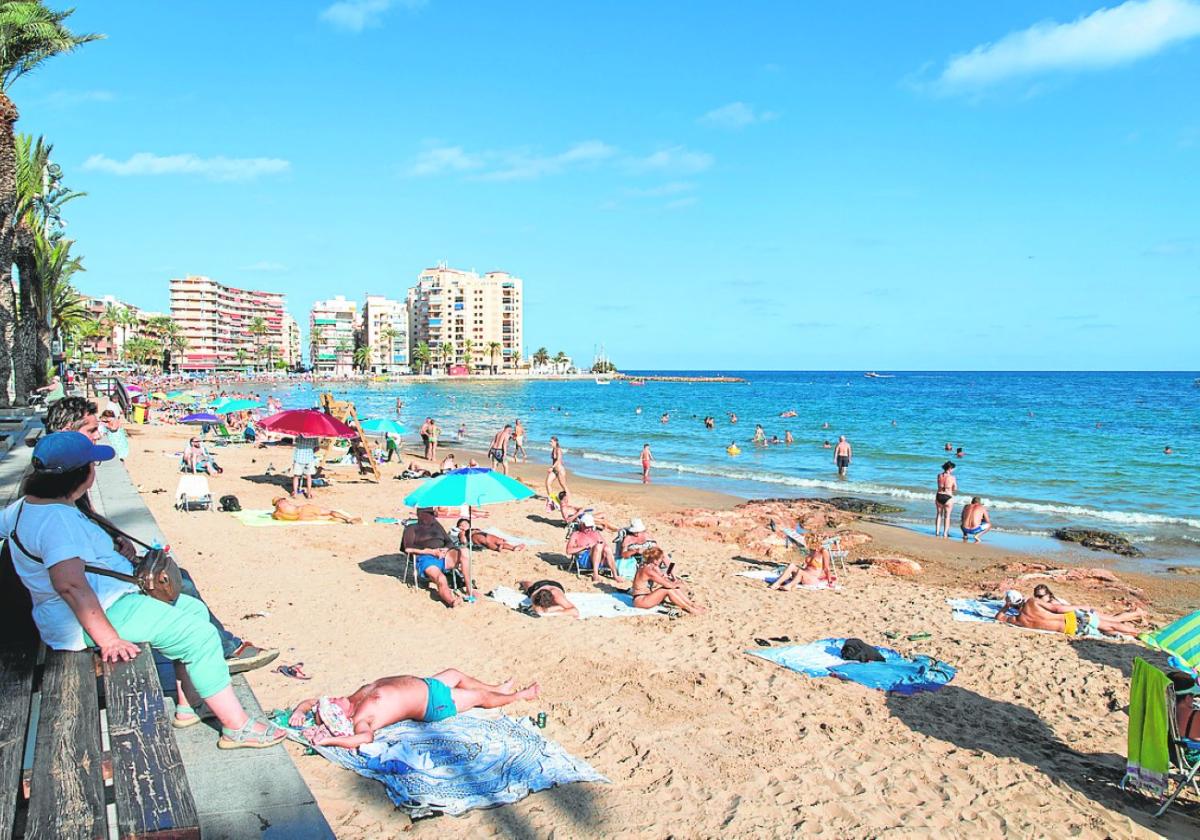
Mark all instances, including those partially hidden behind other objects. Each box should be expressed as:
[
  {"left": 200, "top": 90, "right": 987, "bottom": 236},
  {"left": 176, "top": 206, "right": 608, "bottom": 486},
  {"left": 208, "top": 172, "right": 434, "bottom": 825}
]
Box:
[
  {"left": 980, "top": 562, "right": 1147, "bottom": 608},
  {"left": 859, "top": 555, "right": 923, "bottom": 576},
  {"left": 825, "top": 497, "right": 904, "bottom": 515},
  {"left": 662, "top": 499, "right": 870, "bottom": 559},
  {"left": 1052, "top": 528, "right": 1142, "bottom": 557}
]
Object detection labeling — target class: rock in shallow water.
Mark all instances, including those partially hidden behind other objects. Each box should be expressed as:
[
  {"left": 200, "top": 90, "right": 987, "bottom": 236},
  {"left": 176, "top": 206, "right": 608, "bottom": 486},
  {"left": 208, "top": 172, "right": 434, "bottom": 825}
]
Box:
[
  {"left": 826, "top": 497, "right": 904, "bottom": 515},
  {"left": 1052, "top": 527, "right": 1142, "bottom": 557}
]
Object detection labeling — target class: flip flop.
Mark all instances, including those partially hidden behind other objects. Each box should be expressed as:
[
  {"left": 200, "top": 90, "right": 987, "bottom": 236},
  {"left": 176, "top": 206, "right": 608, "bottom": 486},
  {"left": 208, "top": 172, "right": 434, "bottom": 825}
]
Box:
[{"left": 275, "top": 663, "right": 311, "bottom": 680}]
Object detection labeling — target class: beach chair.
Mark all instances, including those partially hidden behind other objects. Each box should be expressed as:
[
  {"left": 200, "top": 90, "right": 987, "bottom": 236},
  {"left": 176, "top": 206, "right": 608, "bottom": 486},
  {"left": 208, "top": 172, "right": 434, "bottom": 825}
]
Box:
[
  {"left": 1121, "top": 658, "right": 1200, "bottom": 817},
  {"left": 174, "top": 474, "right": 213, "bottom": 512},
  {"left": 564, "top": 521, "right": 597, "bottom": 577},
  {"left": 772, "top": 521, "right": 850, "bottom": 580}
]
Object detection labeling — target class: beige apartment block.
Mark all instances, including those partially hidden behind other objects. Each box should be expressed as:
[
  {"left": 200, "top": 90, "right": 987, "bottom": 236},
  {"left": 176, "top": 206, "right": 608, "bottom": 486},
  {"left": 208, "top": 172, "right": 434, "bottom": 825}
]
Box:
[
  {"left": 361, "top": 294, "right": 409, "bottom": 374},
  {"left": 406, "top": 264, "right": 523, "bottom": 373},
  {"left": 310, "top": 295, "right": 358, "bottom": 376},
  {"left": 168, "top": 275, "right": 288, "bottom": 371},
  {"left": 282, "top": 312, "right": 302, "bottom": 369}
]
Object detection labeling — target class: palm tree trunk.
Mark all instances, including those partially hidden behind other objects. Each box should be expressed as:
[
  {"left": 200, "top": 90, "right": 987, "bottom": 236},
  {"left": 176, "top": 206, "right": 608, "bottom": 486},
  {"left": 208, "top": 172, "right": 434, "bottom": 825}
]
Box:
[
  {"left": 14, "top": 242, "right": 39, "bottom": 399},
  {"left": 0, "top": 93, "right": 19, "bottom": 407}
]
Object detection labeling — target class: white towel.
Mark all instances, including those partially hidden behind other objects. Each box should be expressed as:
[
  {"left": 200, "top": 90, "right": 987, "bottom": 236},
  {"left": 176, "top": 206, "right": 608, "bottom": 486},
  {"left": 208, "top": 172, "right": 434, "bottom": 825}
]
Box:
[{"left": 488, "top": 585, "right": 663, "bottom": 619}]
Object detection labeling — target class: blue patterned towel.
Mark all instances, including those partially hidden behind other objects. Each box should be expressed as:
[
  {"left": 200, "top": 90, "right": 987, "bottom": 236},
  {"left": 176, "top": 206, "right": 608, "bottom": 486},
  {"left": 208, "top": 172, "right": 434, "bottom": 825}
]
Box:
[
  {"left": 293, "top": 714, "right": 608, "bottom": 817},
  {"left": 747, "top": 638, "right": 955, "bottom": 695},
  {"left": 948, "top": 597, "right": 1008, "bottom": 622}
]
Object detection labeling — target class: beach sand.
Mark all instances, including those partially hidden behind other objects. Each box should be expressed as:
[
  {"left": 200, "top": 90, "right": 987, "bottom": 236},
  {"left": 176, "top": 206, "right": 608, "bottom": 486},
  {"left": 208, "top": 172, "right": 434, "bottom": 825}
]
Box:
[{"left": 123, "top": 423, "right": 1200, "bottom": 839}]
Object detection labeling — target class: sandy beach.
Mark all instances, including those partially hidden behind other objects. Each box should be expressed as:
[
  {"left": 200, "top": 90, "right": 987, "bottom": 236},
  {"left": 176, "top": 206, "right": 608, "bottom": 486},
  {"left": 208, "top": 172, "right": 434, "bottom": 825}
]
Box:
[{"left": 122, "top": 422, "right": 1200, "bottom": 839}]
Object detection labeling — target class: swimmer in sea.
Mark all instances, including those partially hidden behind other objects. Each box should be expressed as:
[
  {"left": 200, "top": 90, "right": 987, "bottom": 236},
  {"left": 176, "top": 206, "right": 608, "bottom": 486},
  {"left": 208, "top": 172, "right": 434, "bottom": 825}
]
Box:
[
  {"left": 661, "top": 412, "right": 669, "bottom": 424},
  {"left": 727, "top": 441, "right": 741, "bottom": 456},
  {"left": 956, "top": 447, "right": 965, "bottom": 458},
  {"left": 784, "top": 430, "right": 793, "bottom": 444},
  {"left": 1164, "top": 446, "right": 1174, "bottom": 455},
  {"left": 729, "top": 412, "right": 737, "bottom": 424}
]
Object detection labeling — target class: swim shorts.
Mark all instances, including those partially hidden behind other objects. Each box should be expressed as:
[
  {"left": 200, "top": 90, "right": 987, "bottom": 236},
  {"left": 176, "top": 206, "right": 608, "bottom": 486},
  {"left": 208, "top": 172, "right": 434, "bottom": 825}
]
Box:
[
  {"left": 416, "top": 554, "right": 447, "bottom": 579},
  {"left": 422, "top": 677, "right": 457, "bottom": 722},
  {"left": 489, "top": 447, "right": 505, "bottom": 463},
  {"left": 836, "top": 456, "right": 850, "bottom": 469},
  {"left": 962, "top": 525, "right": 986, "bottom": 536},
  {"left": 291, "top": 461, "right": 315, "bottom": 477}
]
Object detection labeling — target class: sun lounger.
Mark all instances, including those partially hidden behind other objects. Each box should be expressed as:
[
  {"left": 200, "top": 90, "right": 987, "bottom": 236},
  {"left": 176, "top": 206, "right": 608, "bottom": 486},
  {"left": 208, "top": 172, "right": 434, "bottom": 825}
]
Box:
[
  {"left": 286, "top": 712, "right": 607, "bottom": 818},
  {"left": 174, "top": 474, "right": 212, "bottom": 511},
  {"left": 746, "top": 638, "right": 955, "bottom": 695},
  {"left": 774, "top": 523, "right": 849, "bottom": 579},
  {"left": 489, "top": 585, "right": 664, "bottom": 618}
]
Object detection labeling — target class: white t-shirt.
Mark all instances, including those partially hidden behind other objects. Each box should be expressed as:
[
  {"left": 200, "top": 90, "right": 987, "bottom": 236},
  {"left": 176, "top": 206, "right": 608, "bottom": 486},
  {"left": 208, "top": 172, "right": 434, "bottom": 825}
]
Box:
[{"left": 2, "top": 500, "right": 139, "bottom": 650}]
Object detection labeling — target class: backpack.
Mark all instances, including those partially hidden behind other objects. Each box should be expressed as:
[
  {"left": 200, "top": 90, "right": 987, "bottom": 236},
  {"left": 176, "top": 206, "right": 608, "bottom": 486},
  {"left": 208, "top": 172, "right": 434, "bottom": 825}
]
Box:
[{"left": 218, "top": 494, "right": 242, "bottom": 512}]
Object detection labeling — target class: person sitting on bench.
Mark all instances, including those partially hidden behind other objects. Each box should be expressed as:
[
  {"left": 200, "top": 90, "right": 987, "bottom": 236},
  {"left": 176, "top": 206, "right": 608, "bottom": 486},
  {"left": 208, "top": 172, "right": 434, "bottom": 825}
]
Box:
[
  {"left": 288, "top": 670, "right": 541, "bottom": 748},
  {"left": 454, "top": 518, "right": 524, "bottom": 552},
  {"left": 2, "top": 432, "right": 286, "bottom": 749},
  {"left": 271, "top": 496, "right": 361, "bottom": 524},
  {"left": 401, "top": 507, "right": 476, "bottom": 607}
]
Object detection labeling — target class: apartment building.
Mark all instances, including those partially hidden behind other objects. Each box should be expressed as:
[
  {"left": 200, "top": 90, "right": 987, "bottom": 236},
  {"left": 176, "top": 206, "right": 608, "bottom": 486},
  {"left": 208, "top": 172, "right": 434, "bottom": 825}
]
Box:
[
  {"left": 78, "top": 296, "right": 170, "bottom": 365},
  {"left": 406, "top": 265, "right": 523, "bottom": 374},
  {"left": 361, "top": 294, "right": 409, "bottom": 374},
  {"left": 168, "top": 275, "right": 288, "bottom": 371},
  {"left": 282, "top": 313, "right": 302, "bottom": 370},
  {"left": 309, "top": 295, "right": 358, "bottom": 376}
]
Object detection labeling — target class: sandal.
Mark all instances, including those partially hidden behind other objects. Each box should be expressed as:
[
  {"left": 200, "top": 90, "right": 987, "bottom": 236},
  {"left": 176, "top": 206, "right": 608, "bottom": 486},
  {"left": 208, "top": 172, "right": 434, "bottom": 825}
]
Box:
[
  {"left": 218, "top": 717, "right": 287, "bottom": 750},
  {"left": 172, "top": 703, "right": 208, "bottom": 729},
  {"left": 276, "top": 662, "right": 311, "bottom": 680}
]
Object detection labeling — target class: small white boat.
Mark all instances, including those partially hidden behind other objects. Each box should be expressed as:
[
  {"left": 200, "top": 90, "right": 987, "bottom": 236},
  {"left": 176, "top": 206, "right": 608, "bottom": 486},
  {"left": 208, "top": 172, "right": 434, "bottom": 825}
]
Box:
[
  {"left": 594, "top": 377, "right": 611, "bottom": 385},
  {"left": 864, "top": 371, "right": 894, "bottom": 379}
]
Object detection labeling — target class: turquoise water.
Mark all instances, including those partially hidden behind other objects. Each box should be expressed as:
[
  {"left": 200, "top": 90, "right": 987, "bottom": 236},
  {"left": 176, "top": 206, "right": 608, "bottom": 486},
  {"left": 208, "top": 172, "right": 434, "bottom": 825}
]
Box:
[{"left": 261, "top": 371, "right": 1199, "bottom": 560}]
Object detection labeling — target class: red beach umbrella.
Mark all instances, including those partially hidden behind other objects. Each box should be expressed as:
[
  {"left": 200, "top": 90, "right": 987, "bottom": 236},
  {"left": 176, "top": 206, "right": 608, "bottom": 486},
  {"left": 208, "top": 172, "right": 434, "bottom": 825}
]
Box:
[{"left": 258, "top": 409, "right": 358, "bottom": 439}]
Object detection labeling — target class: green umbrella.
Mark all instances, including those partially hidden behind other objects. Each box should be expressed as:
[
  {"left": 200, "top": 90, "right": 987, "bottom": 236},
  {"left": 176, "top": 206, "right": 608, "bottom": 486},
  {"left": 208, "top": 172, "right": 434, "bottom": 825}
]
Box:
[
  {"left": 360, "top": 417, "right": 408, "bottom": 436},
  {"left": 213, "top": 398, "right": 263, "bottom": 414}
]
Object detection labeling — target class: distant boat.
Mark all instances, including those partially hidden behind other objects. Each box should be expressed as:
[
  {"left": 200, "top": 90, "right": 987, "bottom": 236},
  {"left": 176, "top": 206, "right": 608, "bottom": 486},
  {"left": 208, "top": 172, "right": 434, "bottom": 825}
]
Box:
[
  {"left": 864, "top": 371, "right": 894, "bottom": 379},
  {"left": 628, "top": 380, "right": 645, "bottom": 387},
  {"left": 594, "top": 377, "right": 611, "bottom": 385}
]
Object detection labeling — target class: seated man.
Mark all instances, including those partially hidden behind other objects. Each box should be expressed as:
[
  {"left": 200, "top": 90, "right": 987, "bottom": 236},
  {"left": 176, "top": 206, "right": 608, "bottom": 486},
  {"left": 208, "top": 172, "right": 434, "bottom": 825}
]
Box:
[
  {"left": 182, "top": 438, "right": 222, "bottom": 474},
  {"left": 629, "top": 547, "right": 704, "bottom": 614},
  {"left": 567, "top": 512, "right": 626, "bottom": 585},
  {"left": 401, "top": 507, "right": 476, "bottom": 607},
  {"left": 453, "top": 518, "right": 524, "bottom": 552},
  {"left": 288, "top": 670, "right": 541, "bottom": 748},
  {"left": 518, "top": 579, "right": 580, "bottom": 618},
  {"left": 960, "top": 496, "right": 992, "bottom": 542},
  {"left": 769, "top": 532, "right": 836, "bottom": 590},
  {"left": 271, "top": 496, "right": 361, "bottom": 524},
  {"left": 996, "top": 584, "right": 1147, "bottom": 636}
]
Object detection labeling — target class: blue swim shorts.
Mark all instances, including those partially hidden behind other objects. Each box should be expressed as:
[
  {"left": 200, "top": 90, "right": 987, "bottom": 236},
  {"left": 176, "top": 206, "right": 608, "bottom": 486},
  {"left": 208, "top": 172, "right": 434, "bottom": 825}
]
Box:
[
  {"left": 422, "top": 677, "right": 457, "bottom": 722},
  {"left": 417, "top": 554, "right": 446, "bottom": 579}
]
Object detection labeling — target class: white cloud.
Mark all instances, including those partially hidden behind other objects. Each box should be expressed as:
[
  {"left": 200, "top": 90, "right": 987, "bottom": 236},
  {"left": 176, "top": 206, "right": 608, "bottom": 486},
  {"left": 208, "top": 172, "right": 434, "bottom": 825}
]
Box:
[
  {"left": 624, "top": 181, "right": 695, "bottom": 198},
  {"left": 406, "top": 145, "right": 484, "bottom": 176},
  {"left": 240, "top": 260, "right": 288, "bottom": 272},
  {"left": 82, "top": 152, "right": 291, "bottom": 181},
  {"left": 935, "top": 0, "right": 1200, "bottom": 92},
  {"left": 699, "top": 101, "right": 778, "bottom": 129},
  {"left": 625, "top": 146, "right": 714, "bottom": 175},
  {"left": 42, "top": 89, "right": 115, "bottom": 107},
  {"left": 320, "top": 0, "right": 425, "bottom": 32},
  {"left": 478, "top": 140, "right": 617, "bottom": 181}
]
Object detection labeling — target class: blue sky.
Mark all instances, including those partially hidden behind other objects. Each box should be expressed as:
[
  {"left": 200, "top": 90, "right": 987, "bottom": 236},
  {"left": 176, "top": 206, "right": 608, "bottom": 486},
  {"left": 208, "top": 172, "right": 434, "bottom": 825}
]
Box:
[{"left": 15, "top": 0, "right": 1200, "bottom": 370}]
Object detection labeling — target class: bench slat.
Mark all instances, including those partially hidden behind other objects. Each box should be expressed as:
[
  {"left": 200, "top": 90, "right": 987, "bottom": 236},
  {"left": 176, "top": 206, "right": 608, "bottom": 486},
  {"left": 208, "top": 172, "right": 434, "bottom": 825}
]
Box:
[
  {"left": 0, "top": 641, "right": 37, "bottom": 840},
  {"left": 25, "top": 650, "right": 106, "bottom": 840},
  {"left": 104, "top": 646, "right": 199, "bottom": 840}
]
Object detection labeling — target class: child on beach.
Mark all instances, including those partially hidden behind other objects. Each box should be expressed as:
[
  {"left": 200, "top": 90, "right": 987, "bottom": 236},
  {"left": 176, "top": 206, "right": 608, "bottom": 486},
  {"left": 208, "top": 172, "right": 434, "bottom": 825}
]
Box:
[
  {"left": 641, "top": 443, "right": 653, "bottom": 483},
  {"left": 288, "top": 670, "right": 541, "bottom": 748}
]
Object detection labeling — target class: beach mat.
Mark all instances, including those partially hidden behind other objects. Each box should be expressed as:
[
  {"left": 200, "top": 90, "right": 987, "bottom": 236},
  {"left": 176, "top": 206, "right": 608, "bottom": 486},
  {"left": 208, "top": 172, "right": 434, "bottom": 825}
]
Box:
[
  {"left": 292, "top": 713, "right": 607, "bottom": 818},
  {"left": 946, "top": 597, "right": 1114, "bottom": 638},
  {"left": 747, "top": 637, "right": 955, "bottom": 695},
  {"left": 489, "top": 585, "right": 663, "bottom": 618},
  {"left": 481, "top": 527, "right": 544, "bottom": 547},
  {"left": 736, "top": 567, "right": 836, "bottom": 589},
  {"left": 230, "top": 509, "right": 337, "bottom": 527}
]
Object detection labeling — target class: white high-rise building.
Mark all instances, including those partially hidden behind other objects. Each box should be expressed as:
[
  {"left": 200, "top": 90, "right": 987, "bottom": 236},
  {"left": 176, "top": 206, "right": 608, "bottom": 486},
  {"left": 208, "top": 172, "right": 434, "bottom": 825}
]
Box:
[
  {"left": 406, "top": 265, "right": 523, "bottom": 374},
  {"left": 309, "top": 296, "right": 358, "bottom": 376},
  {"left": 361, "top": 295, "right": 409, "bottom": 374}
]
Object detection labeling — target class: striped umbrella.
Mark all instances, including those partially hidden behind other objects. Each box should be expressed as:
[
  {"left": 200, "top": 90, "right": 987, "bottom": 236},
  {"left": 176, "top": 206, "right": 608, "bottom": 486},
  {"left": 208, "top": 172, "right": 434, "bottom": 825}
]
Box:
[{"left": 1141, "top": 610, "right": 1200, "bottom": 675}]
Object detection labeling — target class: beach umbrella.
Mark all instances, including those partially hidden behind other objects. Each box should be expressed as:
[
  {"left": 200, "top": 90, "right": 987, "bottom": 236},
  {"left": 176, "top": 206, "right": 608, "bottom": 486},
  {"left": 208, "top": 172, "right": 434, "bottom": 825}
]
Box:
[
  {"left": 213, "top": 398, "right": 263, "bottom": 414},
  {"left": 359, "top": 417, "right": 408, "bottom": 436},
  {"left": 179, "top": 412, "right": 221, "bottom": 425},
  {"left": 258, "top": 409, "right": 358, "bottom": 439},
  {"left": 1142, "top": 610, "right": 1200, "bottom": 675},
  {"left": 150, "top": 391, "right": 169, "bottom": 400}
]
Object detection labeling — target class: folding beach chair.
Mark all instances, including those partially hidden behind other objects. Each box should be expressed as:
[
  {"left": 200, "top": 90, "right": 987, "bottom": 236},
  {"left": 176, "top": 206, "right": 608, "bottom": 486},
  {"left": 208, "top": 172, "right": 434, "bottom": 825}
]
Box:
[
  {"left": 1157, "top": 673, "right": 1200, "bottom": 817},
  {"left": 174, "top": 474, "right": 213, "bottom": 512},
  {"left": 1121, "top": 658, "right": 1200, "bottom": 817},
  {"left": 565, "top": 521, "right": 591, "bottom": 577},
  {"left": 772, "top": 521, "right": 850, "bottom": 579}
]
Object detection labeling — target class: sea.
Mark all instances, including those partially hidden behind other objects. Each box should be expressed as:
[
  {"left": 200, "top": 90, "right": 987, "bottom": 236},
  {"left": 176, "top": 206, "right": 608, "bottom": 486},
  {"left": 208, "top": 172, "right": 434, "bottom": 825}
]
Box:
[{"left": 258, "top": 371, "right": 1199, "bottom": 565}]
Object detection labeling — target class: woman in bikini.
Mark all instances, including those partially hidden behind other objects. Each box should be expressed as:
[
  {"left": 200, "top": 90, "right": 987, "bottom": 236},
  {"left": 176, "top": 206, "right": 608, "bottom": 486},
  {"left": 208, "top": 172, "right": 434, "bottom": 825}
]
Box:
[
  {"left": 518, "top": 579, "right": 579, "bottom": 618},
  {"left": 768, "top": 533, "right": 836, "bottom": 590},
  {"left": 934, "top": 461, "right": 957, "bottom": 539},
  {"left": 629, "top": 547, "right": 705, "bottom": 615},
  {"left": 545, "top": 436, "right": 570, "bottom": 502}
]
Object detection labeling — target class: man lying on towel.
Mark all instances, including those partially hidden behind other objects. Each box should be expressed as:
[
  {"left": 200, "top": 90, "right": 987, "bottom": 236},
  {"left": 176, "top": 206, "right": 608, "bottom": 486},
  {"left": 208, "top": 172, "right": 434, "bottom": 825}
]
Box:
[
  {"left": 272, "top": 495, "right": 361, "bottom": 523},
  {"left": 289, "top": 670, "right": 541, "bottom": 748},
  {"left": 996, "top": 584, "right": 1148, "bottom": 636},
  {"left": 455, "top": 518, "right": 525, "bottom": 552}
]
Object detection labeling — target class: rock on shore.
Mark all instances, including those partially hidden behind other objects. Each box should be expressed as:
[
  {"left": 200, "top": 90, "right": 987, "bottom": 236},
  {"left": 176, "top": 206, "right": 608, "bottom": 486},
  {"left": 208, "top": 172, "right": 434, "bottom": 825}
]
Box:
[
  {"left": 1052, "top": 527, "right": 1142, "bottom": 557},
  {"left": 663, "top": 498, "right": 870, "bottom": 559},
  {"left": 825, "top": 497, "right": 904, "bottom": 515}
]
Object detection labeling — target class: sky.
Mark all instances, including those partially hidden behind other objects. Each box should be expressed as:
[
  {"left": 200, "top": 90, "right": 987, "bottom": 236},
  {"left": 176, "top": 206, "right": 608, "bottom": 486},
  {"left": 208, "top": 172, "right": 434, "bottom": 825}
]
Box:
[{"left": 13, "top": 0, "right": 1200, "bottom": 370}]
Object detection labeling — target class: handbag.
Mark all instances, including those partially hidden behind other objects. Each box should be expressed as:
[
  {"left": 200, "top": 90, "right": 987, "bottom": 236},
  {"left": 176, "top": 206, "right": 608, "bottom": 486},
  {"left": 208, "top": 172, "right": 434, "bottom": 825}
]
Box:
[{"left": 9, "top": 501, "right": 182, "bottom": 605}]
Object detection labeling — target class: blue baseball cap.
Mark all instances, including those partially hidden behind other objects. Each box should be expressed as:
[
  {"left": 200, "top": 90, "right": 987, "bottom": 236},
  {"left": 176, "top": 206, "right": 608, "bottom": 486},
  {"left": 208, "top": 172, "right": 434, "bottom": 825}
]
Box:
[{"left": 31, "top": 431, "right": 115, "bottom": 473}]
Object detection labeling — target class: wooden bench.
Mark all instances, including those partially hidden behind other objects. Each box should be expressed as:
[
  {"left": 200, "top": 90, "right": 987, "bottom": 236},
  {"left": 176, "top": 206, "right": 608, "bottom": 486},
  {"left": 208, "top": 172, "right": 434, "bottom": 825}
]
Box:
[{"left": 0, "top": 638, "right": 199, "bottom": 840}]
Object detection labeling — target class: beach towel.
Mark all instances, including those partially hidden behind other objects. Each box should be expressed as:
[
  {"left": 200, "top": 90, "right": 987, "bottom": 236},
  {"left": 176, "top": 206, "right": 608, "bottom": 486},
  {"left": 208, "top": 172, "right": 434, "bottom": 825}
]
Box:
[
  {"left": 481, "top": 527, "right": 544, "bottom": 547},
  {"left": 229, "top": 509, "right": 336, "bottom": 527},
  {"left": 747, "top": 638, "right": 956, "bottom": 695},
  {"left": 1124, "top": 657, "right": 1171, "bottom": 797},
  {"left": 736, "top": 567, "right": 836, "bottom": 590},
  {"left": 292, "top": 713, "right": 607, "bottom": 818},
  {"left": 489, "top": 585, "right": 663, "bottom": 619},
  {"left": 946, "top": 597, "right": 1110, "bottom": 638}
]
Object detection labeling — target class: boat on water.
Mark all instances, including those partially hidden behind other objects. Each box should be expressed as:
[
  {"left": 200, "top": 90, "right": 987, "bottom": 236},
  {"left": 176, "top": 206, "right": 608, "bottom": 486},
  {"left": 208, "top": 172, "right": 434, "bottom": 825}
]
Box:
[
  {"left": 628, "top": 380, "right": 645, "bottom": 387},
  {"left": 864, "top": 371, "right": 894, "bottom": 379},
  {"left": 595, "top": 376, "right": 611, "bottom": 385}
]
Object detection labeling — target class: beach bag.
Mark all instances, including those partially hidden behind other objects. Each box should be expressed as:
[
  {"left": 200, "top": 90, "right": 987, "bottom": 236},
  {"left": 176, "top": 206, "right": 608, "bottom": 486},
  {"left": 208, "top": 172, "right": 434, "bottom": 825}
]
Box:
[
  {"left": 840, "top": 638, "right": 884, "bottom": 663},
  {"left": 218, "top": 494, "right": 242, "bottom": 512}
]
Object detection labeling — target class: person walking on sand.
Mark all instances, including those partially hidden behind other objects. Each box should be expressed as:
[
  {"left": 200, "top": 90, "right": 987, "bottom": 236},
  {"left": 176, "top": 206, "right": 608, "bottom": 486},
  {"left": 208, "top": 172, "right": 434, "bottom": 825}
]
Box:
[
  {"left": 545, "top": 436, "right": 570, "bottom": 503},
  {"left": 511, "top": 418, "right": 527, "bottom": 462},
  {"left": 960, "top": 496, "right": 991, "bottom": 542},
  {"left": 640, "top": 443, "right": 653, "bottom": 484},
  {"left": 934, "top": 461, "right": 957, "bottom": 539},
  {"left": 834, "top": 435, "right": 852, "bottom": 477},
  {"left": 488, "top": 424, "right": 512, "bottom": 474},
  {"left": 427, "top": 419, "right": 441, "bottom": 462}
]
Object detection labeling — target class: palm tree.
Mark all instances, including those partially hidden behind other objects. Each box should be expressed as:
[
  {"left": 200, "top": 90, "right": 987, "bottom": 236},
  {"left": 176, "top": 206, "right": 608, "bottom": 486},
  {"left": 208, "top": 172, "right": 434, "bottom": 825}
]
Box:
[
  {"left": 117, "top": 306, "right": 138, "bottom": 361},
  {"left": 411, "top": 341, "right": 431, "bottom": 375},
  {"left": 440, "top": 341, "right": 454, "bottom": 374},
  {"left": 234, "top": 347, "right": 249, "bottom": 369},
  {"left": 69, "top": 317, "right": 102, "bottom": 363},
  {"left": 309, "top": 323, "right": 324, "bottom": 369},
  {"left": 353, "top": 345, "right": 371, "bottom": 373},
  {"left": 335, "top": 339, "right": 352, "bottom": 374},
  {"left": 248, "top": 315, "right": 268, "bottom": 371},
  {"left": 167, "top": 329, "right": 188, "bottom": 372},
  {"left": 486, "top": 340, "right": 501, "bottom": 374},
  {"left": 553, "top": 351, "right": 569, "bottom": 373},
  {"left": 462, "top": 338, "right": 475, "bottom": 374},
  {"left": 0, "top": 3, "right": 101, "bottom": 406},
  {"left": 532, "top": 347, "right": 549, "bottom": 370},
  {"left": 379, "top": 326, "right": 401, "bottom": 373}
]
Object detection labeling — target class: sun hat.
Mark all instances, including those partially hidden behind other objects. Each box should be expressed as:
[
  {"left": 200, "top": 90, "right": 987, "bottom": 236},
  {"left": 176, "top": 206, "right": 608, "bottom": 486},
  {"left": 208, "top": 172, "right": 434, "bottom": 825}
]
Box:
[
  {"left": 627, "top": 518, "right": 645, "bottom": 533},
  {"left": 31, "top": 431, "right": 114, "bottom": 474},
  {"left": 316, "top": 697, "right": 355, "bottom": 737},
  {"left": 580, "top": 512, "right": 596, "bottom": 528}
]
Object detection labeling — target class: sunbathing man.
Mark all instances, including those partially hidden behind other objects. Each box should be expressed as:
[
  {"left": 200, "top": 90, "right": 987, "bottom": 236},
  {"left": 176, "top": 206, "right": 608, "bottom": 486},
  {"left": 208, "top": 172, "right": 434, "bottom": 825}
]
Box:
[
  {"left": 630, "top": 547, "right": 705, "bottom": 614},
  {"left": 454, "top": 518, "right": 525, "bottom": 552},
  {"left": 518, "top": 579, "right": 580, "bottom": 618},
  {"left": 567, "top": 512, "right": 626, "bottom": 585},
  {"left": 401, "top": 507, "right": 475, "bottom": 607},
  {"left": 288, "top": 670, "right": 541, "bottom": 748},
  {"left": 769, "top": 533, "right": 836, "bottom": 590},
  {"left": 271, "top": 496, "right": 361, "bottom": 524},
  {"left": 995, "top": 584, "right": 1147, "bottom": 636}
]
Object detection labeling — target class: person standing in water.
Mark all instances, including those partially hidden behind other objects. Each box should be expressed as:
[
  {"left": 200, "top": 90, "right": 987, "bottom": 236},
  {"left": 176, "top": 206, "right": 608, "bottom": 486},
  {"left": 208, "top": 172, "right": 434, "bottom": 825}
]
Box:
[
  {"left": 934, "top": 461, "right": 957, "bottom": 539},
  {"left": 640, "top": 443, "right": 653, "bottom": 484},
  {"left": 833, "top": 435, "right": 852, "bottom": 477},
  {"left": 511, "top": 418, "right": 527, "bottom": 462}
]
